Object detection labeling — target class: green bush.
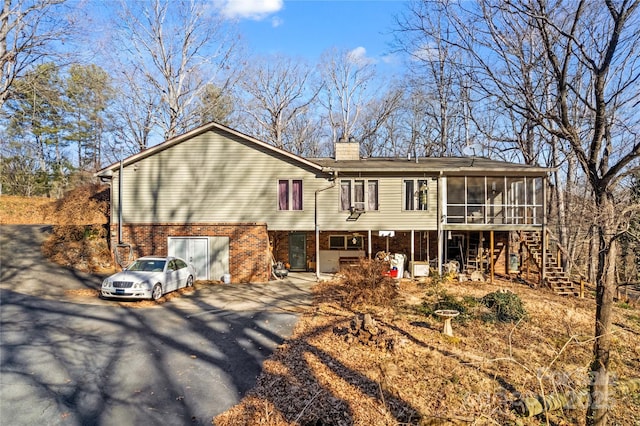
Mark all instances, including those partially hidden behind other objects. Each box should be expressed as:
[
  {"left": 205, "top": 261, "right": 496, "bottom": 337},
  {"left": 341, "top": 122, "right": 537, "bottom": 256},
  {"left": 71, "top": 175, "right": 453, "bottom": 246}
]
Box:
[
  {"left": 480, "top": 290, "right": 527, "bottom": 323},
  {"left": 415, "top": 292, "right": 474, "bottom": 324},
  {"left": 434, "top": 293, "right": 467, "bottom": 314}
]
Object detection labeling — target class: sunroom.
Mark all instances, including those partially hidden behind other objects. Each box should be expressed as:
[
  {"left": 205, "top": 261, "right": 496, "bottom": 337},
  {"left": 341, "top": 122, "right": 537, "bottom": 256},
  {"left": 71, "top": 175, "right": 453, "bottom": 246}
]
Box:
[{"left": 439, "top": 174, "right": 547, "bottom": 280}]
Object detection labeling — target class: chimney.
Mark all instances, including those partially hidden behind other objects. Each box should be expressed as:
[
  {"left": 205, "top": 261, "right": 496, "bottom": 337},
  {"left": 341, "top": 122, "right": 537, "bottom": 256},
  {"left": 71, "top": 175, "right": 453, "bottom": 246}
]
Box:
[{"left": 335, "top": 136, "right": 360, "bottom": 161}]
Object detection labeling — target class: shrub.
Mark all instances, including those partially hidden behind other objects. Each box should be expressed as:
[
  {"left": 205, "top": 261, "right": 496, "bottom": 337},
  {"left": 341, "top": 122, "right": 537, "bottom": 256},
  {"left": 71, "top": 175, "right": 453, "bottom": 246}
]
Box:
[
  {"left": 480, "top": 290, "right": 527, "bottom": 323},
  {"left": 434, "top": 293, "right": 467, "bottom": 314},
  {"left": 414, "top": 292, "right": 474, "bottom": 324},
  {"left": 337, "top": 258, "right": 398, "bottom": 308}
]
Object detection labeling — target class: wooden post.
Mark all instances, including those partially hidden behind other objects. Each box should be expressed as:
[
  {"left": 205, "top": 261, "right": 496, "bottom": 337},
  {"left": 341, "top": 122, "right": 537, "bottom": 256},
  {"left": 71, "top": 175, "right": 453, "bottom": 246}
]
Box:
[
  {"left": 541, "top": 229, "right": 546, "bottom": 287},
  {"left": 479, "top": 231, "right": 484, "bottom": 273},
  {"left": 580, "top": 280, "right": 585, "bottom": 298},
  {"left": 490, "top": 230, "right": 495, "bottom": 284}
]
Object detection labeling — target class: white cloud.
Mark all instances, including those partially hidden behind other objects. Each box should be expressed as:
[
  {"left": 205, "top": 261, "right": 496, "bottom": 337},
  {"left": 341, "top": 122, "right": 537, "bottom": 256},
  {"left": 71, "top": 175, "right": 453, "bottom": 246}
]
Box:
[
  {"left": 347, "top": 46, "right": 377, "bottom": 65},
  {"left": 271, "top": 16, "right": 284, "bottom": 28},
  {"left": 381, "top": 53, "right": 398, "bottom": 65},
  {"left": 412, "top": 42, "right": 439, "bottom": 62},
  {"left": 216, "top": 0, "right": 283, "bottom": 20}
]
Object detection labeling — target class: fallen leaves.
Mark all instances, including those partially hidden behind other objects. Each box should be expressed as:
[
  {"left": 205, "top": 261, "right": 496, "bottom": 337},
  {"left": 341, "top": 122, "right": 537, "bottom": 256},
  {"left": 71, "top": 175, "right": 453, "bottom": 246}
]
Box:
[{"left": 214, "top": 277, "right": 640, "bottom": 426}]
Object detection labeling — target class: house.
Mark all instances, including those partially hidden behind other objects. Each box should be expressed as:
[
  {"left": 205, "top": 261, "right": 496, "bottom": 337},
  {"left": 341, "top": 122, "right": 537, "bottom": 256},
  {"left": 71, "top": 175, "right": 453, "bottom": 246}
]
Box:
[{"left": 96, "top": 122, "right": 553, "bottom": 286}]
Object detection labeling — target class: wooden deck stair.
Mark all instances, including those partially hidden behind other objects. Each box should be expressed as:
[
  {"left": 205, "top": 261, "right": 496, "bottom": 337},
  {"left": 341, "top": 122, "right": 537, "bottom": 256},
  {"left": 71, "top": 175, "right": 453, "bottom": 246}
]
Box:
[{"left": 521, "top": 231, "right": 579, "bottom": 296}]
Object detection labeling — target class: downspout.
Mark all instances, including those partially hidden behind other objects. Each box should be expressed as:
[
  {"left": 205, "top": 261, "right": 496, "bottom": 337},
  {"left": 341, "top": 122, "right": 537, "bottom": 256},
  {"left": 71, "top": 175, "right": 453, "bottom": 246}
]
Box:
[
  {"left": 315, "top": 169, "right": 337, "bottom": 281},
  {"left": 118, "top": 159, "right": 123, "bottom": 244},
  {"left": 437, "top": 171, "right": 444, "bottom": 275}
]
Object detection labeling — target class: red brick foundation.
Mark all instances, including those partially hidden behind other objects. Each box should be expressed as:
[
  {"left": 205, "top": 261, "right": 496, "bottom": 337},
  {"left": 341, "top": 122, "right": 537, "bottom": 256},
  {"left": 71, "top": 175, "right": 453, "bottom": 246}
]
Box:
[{"left": 110, "top": 223, "right": 270, "bottom": 283}]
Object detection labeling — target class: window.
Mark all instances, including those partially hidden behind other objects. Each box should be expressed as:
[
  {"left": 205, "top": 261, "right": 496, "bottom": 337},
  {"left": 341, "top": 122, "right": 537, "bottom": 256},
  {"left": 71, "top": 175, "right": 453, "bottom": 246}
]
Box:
[
  {"left": 354, "top": 180, "right": 365, "bottom": 210},
  {"left": 340, "top": 181, "right": 351, "bottom": 211},
  {"left": 278, "top": 179, "right": 303, "bottom": 211},
  {"left": 368, "top": 180, "right": 378, "bottom": 210},
  {"left": 445, "top": 176, "right": 544, "bottom": 225},
  {"left": 340, "top": 179, "right": 378, "bottom": 211},
  {"left": 328, "top": 235, "right": 364, "bottom": 250},
  {"left": 466, "top": 177, "right": 485, "bottom": 223},
  {"left": 403, "top": 179, "right": 429, "bottom": 211}
]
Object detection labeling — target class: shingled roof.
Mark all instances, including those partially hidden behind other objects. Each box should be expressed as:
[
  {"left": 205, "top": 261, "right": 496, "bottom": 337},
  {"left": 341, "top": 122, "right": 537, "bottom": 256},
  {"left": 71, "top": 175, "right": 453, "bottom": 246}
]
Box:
[{"left": 310, "top": 156, "right": 550, "bottom": 175}]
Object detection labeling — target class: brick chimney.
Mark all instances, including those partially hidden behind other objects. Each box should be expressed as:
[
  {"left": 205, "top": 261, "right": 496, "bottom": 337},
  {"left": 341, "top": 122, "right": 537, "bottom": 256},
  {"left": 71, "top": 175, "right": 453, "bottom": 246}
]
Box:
[{"left": 335, "top": 136, "right": 360, "bottom": 161}]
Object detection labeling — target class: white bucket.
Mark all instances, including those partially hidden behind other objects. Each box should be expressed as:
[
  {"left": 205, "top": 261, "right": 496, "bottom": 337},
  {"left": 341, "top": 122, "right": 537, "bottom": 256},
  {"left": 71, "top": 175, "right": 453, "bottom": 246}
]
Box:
[{"left": 222, "top": 274, "right": 231, "bottom": 284}]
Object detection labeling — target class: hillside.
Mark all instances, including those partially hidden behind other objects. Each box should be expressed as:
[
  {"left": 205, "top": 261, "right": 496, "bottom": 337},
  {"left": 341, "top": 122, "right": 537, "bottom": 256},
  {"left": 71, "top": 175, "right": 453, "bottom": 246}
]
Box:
[
  {"left": 1, "top": 184, "right": 115, "bottom": 273},
  {"left": 214, "top": 277, "right": 640, "bottom": 425},
  {"left": 1, "top": 184, "right": 109, "bottom": 226}
]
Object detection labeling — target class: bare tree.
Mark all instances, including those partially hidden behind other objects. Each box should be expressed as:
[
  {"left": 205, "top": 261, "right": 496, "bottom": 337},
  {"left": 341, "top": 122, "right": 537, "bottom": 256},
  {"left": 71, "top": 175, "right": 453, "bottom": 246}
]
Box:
[
  {"left": 237, "top": 55, "right": 321, "bottom": 154},
  {"left": 109, "top": 66, "right": 160, "bottom": 155},
  {"left": 319, "top": 47, "right": 376, "bottom": 145},
  {"left": 530, "top": 4, "right": 640, "bottom": 423},
  {"left": 109, "top": 0, "right": 238, "bottom": 148},
  {"left": 358, "top": 85, "right": 404, "bottom": 157},
  {"left": 0, "top": 0, "right": 75, "bottom": 108},
  {"left": 395, "top": 2, "right": 477, "bottom": 158},
  {"left": 399, "top": 1, "right": 640, "bottom": 424}
]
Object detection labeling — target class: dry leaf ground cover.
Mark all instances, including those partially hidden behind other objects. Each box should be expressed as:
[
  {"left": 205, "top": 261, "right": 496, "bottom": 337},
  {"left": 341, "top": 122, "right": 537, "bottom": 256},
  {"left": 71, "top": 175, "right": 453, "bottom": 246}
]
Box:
[
  {"left": 1, "top": 184, "right": 115, "bottom": 274},
  {"left": 64, "top": 281, "right": 210, "bottom": 307},
  {"left": 4, "top": 189, "right": 640, "bottom": 424},
  {"left": 215, "top": 275, "right": 640, "bottom": 426}
]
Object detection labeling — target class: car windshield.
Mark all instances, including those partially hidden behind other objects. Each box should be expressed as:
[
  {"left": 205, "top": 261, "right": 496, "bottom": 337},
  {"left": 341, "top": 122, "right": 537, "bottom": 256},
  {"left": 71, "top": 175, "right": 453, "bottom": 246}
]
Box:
[{"left": 127, "top": 259, "right": 166, "bottom": 272}]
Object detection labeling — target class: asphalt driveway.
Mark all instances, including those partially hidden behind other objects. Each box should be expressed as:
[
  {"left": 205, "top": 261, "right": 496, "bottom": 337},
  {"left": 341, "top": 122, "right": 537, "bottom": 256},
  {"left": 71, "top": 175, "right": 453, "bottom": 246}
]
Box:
[{"left": 0, "top": 225, "right": 315, "bottom": 426}]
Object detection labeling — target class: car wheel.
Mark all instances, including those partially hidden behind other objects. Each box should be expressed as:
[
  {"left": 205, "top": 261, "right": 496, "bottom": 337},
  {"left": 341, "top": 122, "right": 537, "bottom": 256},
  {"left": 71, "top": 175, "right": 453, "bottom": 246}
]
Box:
[
  {"left": 151, "top": 283, "right": 163, "bottom": 301},
  {"left": 186, "top": 275, "right": 194, "bottom": 287}
]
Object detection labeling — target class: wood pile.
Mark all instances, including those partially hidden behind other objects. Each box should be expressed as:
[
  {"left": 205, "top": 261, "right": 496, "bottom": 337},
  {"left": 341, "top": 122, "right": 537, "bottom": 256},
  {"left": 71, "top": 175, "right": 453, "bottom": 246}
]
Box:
[{"left": 334, "top": 313, "right": 394, "bottom": 350}]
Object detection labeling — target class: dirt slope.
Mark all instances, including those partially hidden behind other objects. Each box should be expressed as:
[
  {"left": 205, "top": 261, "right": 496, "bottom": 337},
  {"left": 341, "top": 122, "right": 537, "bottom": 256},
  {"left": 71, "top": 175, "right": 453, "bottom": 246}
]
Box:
[{"left": 1, "top": 184, "right": 115, "bottom": 273}]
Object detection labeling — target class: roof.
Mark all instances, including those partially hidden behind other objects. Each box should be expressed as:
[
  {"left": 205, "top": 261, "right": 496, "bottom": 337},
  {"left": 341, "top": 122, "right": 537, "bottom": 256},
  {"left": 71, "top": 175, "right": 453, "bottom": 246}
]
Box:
[
  {"left": 95, "top": 121, "right": 551, "bottom": 177},
  {"left": 310, "top": 156, "right": 551, "bottom": 175}
]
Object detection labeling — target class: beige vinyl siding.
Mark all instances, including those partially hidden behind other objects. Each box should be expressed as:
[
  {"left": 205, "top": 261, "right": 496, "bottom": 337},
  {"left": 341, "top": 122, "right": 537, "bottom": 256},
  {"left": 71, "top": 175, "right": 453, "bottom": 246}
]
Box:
[
  {"left": 316, "top": 177, "right": 438, "bottom": 231},
  {"left": 112, "top": 129, "right": 326, "bottom": 230}
]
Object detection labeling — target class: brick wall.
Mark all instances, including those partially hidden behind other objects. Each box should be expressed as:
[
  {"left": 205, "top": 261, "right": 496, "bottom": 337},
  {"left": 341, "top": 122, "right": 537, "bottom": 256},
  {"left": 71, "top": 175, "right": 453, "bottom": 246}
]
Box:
[
  {"left": 269, "top": 230, "right": 437, "bottom": 265},
  {"left": 266, "top": 229, "right": 513, "bottom": 276},
  {"left": 110, "top": 223, "right": 270, "bottom": 283}
]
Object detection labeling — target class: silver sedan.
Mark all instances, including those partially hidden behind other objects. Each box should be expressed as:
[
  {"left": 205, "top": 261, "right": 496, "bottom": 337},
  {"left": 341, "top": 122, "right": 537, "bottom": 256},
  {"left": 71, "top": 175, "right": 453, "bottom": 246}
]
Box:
[{"left": 101, "top": 256, "right": 196, "bottom": 300}]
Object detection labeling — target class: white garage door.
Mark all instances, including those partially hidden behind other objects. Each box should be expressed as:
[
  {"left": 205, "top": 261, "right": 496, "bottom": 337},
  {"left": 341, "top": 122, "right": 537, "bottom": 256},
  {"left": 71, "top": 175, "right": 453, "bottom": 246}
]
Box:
[{"left": 168, "top": 237, "right": 229, "bottom": 281}]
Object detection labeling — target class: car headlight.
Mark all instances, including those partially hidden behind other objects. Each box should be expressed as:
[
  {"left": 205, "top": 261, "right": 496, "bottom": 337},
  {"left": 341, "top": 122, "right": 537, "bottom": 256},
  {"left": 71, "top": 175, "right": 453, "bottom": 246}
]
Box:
[
  {"left": 102, "top": 279, "right": 110, "bottom": 288},
  {"left": 132, "top": 282, "right": 148, "bottom": 289}
]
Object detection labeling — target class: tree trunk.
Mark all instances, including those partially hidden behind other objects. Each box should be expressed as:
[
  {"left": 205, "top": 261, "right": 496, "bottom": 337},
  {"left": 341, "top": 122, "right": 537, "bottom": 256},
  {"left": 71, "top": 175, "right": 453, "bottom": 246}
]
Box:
[
  {"left": 587, "top": 193, "right": 618, "bottom": 425},
  {"left": 588, "top": 225, "right": 598, "bottom": 284}
]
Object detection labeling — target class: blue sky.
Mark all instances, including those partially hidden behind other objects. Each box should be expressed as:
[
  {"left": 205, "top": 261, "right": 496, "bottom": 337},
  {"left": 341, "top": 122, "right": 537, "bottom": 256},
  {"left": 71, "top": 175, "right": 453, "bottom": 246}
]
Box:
[{"left": 220, "top": 0, "right": 409, "bottom": 69}]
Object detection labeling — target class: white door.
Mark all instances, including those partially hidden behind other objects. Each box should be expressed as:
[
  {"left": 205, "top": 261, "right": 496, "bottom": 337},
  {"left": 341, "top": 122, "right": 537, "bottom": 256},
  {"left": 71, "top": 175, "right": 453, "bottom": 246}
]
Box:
[
  {"left": 168, "top": 237, "right": 210, "bottom": 280},
  {"left": 210, "top": 237, "right": 230, "bottom": 282}
]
